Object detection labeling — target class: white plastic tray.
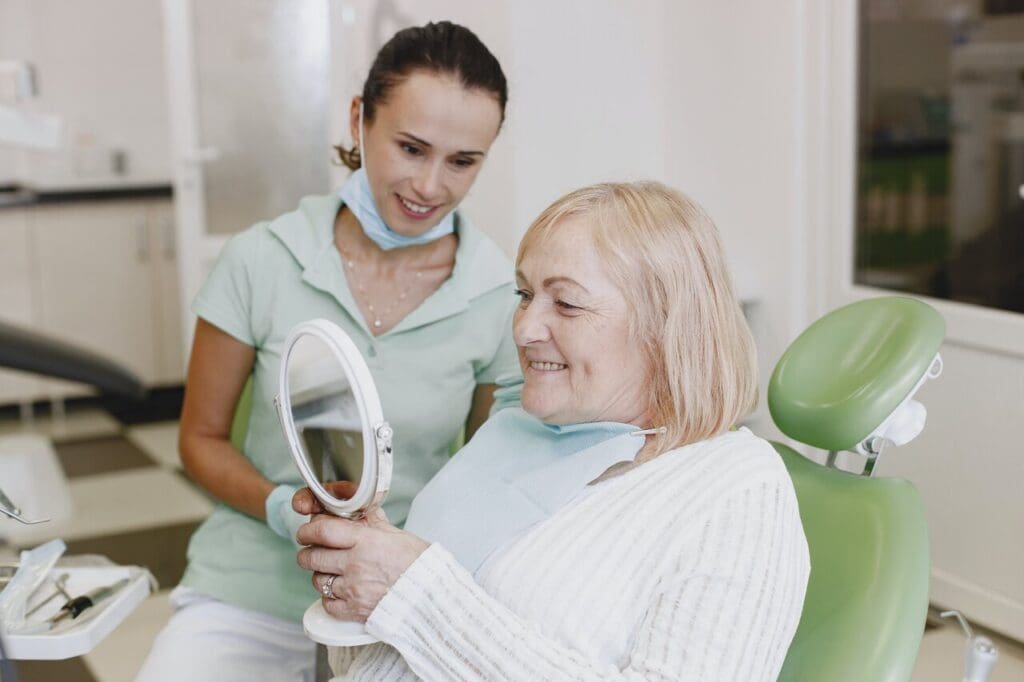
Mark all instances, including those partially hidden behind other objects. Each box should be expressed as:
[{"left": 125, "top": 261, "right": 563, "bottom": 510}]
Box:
[{"left": 5, "top": 565, "right": 151, "bottom": 660}]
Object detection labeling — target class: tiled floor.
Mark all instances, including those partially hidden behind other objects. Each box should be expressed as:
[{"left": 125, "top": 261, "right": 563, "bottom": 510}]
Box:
[
  {"left": 0, "top": 408, "right": 121, "bottom": 444},
  {"left": 124, "top": 424, "right": 181, "bottom": 471},
  {"left": 3, "top": 409, "right": 1024, "bottom": 681}
]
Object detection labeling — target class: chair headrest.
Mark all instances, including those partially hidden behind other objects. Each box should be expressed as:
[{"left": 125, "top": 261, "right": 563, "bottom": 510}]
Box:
[{"left": 768, "top": 297, "right": 945, "bottom": 452}]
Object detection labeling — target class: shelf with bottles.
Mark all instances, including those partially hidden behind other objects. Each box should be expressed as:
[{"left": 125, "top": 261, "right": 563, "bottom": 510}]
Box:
[{"left": 857, "top": 142, "right": 952, "bottom": 271}]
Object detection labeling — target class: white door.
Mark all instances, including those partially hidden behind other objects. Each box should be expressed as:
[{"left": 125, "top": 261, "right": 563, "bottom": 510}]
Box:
[{"left": 161, "top": 0, "right": 332, "bottom": 353}]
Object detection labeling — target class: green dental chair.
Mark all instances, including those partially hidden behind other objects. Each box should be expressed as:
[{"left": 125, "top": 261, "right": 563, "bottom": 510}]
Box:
[{"left": 771, "top": 297, "right": 945, "bottom": 682}]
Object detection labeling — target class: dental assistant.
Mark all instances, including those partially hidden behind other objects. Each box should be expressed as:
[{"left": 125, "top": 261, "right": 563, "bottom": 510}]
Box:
[{"left": 137, "top": 22, "right": 518, "bottom": 682}]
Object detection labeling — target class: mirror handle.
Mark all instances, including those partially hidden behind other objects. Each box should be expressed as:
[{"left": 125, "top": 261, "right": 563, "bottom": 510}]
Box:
[{"left": 374, "top": 423, "right": 393, "bottom": 501}]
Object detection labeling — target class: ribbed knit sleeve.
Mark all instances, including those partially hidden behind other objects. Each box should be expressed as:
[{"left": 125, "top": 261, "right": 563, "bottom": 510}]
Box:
[
  {"left": 327, "top": 646, "right": 369, "bottom": 678},
  {"left": 363, "top": 473, "right": 807, "bottom": 682}
]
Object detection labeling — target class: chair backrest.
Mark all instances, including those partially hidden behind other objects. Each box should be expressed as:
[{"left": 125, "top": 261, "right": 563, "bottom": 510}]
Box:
[
  {"left": 771, "top": 297, "right": 944, "bottom": 681},
  {"left": 774, "top": 442, "right": 929, "bottom": 682}
]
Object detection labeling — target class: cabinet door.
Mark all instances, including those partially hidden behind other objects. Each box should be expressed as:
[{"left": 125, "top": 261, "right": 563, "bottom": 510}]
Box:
[
  {"left": 31, "top": 201, "right": 160, "bottom": 389},
  {"left": 150, "top": 200, "right": 185, "bottom": 384},
  {"left": 0, "top": 209, "right": 43, "bottom": 404}
]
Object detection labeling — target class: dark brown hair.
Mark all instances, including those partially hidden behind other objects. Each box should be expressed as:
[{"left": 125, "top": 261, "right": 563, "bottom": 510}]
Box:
[{"left": 335, "top": 21, "right": 508, "bottom": 170}]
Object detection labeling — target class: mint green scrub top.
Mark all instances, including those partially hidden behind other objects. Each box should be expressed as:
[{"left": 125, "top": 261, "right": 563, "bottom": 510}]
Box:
[{"left": 178, "top": 194, "right": 520, "bottom": 622}]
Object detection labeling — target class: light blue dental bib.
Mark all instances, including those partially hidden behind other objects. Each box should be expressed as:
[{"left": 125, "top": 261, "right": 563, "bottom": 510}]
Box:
[{"left": 404, "top": 408, "right": 645, "bottom": 573}]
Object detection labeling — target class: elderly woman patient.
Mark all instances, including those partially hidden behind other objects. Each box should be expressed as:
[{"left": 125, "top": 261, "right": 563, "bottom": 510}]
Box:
[{"left": 294, "top": 182, "right": 810, "bottom": 681}]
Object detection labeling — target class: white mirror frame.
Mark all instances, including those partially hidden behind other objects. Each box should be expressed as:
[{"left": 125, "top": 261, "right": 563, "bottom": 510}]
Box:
[{"left": 275, "top": 318, "right": 392, "bottom": 518}]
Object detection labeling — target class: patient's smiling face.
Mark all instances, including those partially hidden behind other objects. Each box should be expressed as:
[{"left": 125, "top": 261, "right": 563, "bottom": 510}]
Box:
[{"left": 513, "top": 215, "right": 650, "bottom": 426}]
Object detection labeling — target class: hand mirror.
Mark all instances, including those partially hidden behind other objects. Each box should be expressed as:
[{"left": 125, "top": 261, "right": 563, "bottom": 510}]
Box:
[{"left": 275, "top": 318, "right": 392, "bottom": 646}]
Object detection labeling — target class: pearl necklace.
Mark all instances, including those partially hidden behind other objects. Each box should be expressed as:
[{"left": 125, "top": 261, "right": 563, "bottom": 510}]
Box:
[{"left": 336, "top": 241, "right": 424, "bottom": 330}]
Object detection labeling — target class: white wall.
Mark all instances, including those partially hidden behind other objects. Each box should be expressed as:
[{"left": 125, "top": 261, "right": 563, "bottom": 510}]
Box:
[
  {"left": 880, "top": 344, "right": 1024, "bottom": 639},
  {"left": 328, "top": 2, "right": 798, "bottom": 390},
  {"left": 660, "top": 2, "right": 803, "bottom": 424},
  {"left": 0, "top": 0, "right": 171, "bottom": 188},
  {"left": 501, "top": 2, "right": 672, "bottom": 249},
  {"left": 0, "top": 0, "right": 33, "bottom": 181}
]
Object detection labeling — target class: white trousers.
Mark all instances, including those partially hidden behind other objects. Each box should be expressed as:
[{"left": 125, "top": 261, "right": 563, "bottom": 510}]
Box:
[{"left": 135, "top": 587, "right": 317, "bottom": 682}]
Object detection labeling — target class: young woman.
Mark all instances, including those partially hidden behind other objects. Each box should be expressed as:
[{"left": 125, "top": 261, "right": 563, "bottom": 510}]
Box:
[{"left": 137, "top": 22, "right": 518, "bottom": 682}]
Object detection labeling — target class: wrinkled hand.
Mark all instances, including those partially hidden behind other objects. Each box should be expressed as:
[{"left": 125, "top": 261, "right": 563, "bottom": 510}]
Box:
[{"left": 296, "top": 506, "right": 429, "bottom": 623}]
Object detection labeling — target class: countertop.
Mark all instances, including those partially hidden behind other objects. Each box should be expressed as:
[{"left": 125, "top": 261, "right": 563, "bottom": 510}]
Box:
[{"left": 0, "top": 182, "right": 173, "bottom": 209}]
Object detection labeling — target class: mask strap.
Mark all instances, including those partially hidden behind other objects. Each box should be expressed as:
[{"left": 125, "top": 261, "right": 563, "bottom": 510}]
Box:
[
  {"left": 630, "top": 426, "right": 667, "bottom": 437},
  {"left": 358, "top": 101, "right": 367, "bottom": 173}
]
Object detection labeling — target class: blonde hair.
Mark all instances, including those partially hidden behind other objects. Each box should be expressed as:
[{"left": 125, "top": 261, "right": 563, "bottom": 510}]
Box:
[{"left": 517, "top": 182, "right": 758, "bottom": 455}]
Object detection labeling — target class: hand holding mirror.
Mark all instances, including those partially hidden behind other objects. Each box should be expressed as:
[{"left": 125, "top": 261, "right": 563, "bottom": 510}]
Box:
[{"left": 275, "top": 319, "right": 393, "bottom": 646}]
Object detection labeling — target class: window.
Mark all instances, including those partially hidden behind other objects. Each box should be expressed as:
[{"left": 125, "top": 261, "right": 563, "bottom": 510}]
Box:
[{"left": 856, "top": 1, "right": 1024, "bottom": 315}]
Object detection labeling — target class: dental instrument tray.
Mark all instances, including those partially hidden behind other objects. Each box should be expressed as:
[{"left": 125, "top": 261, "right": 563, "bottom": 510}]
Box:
[{"left": 3, "top": 564, "right": 152, "bottom": 659}]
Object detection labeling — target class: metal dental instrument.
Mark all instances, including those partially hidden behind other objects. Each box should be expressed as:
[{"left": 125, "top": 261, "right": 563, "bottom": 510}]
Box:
[
  {"left": 26, "top": 573, "right": 71, "bottom": 618},
  {"left": 49, "top": 578, "right": 130, "bottom": 624},
  {"left": 0, "top": 486, "right": 49, "bottom": 525}
]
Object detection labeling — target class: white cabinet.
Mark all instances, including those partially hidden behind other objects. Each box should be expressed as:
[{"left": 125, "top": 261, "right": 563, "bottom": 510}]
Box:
[
  {"left": 0, "top": 197, "right": 184, "bottom": 405},
  {"left": 32, "top": 201, "right": 160, "bottom": 393}
]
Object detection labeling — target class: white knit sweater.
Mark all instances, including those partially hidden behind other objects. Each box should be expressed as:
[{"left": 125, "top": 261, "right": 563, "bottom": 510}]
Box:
[{"left": 330, "top": 428, "right": 809, "bottom": 681}]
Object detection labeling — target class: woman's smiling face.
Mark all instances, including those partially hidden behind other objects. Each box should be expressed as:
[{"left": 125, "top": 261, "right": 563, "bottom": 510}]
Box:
[
  {"left": 351, "top": 70, "right": 503, "bottom": 236},
  {"left": 513, "top": 215, "right": 651, "bottom": 426}
]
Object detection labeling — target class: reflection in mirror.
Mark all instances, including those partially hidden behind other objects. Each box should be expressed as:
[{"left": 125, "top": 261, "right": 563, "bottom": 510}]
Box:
[{"left": 286, "top": 334, "right": 364, "bottom": 499}]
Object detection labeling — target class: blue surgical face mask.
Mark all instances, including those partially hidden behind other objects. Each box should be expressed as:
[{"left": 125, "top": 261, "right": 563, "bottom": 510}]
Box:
[{"left": 337, "top": 103, "right": 456, "bottom": 251}]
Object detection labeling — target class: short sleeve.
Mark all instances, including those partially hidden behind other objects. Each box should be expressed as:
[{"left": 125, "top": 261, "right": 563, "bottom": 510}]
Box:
[
  {"left": 489, "top": 373, "right": 523, "bottom": 414},
  {"left": 191, "top": 227, "right": 263, "bottom": 347},
  {"left": 473, "top": 286, "right": 521, "bottom": 385}
]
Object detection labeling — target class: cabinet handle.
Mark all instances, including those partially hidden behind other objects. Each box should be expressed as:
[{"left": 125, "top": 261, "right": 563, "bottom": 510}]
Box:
[
  {"left": 137, "top": 220, "right": 150, "bottom": 262},
  {"left": 162, "top": 216, "right": 176, "bottom": 260}
]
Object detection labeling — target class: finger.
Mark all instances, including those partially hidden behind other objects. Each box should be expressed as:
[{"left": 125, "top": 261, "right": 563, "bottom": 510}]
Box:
[
  {"left": 292, "top": 487, "right": 322, "bottom": 515},
  {"left": 323, "top": 480, "right": 359, "bottom": 500},
  {"left": 296, "top": 514, "right": 363, "bottom": 548},
  {"left": 298, "top": 545, "right": 351, "bottom": 575}
]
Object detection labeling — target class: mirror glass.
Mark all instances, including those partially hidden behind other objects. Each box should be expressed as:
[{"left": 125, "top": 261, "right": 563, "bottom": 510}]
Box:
[{"left": 286, "top": 333, "right": 365, "bottom": 499}]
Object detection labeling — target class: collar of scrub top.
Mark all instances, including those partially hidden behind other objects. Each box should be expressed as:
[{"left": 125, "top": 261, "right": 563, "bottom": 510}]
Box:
[{"left": 266, "top": 193, "right": 512, "bottom": 338}]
